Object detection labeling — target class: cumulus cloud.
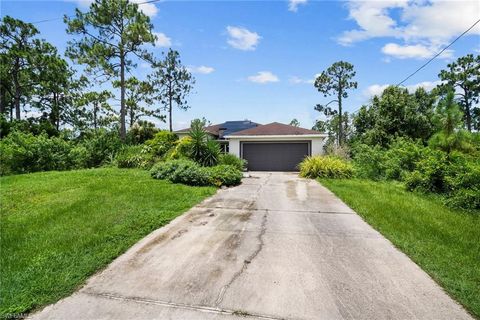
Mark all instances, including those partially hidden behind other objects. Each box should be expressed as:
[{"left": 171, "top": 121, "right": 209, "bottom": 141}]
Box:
[
  {"left": 364, "top": 81, "right": 443, "bottom": 97},
  {"left": 154, "top": 32, "right": 172, "bottom": 47},
  {"left": 381, "top": 43, "right": 453, "bottom": 59},
  {"left": 288, "top": 0, "right": 307, "bottom": 12},
  {"left": 247, "top": 71, "right": 279, "bottom": 84},
  {"left": 226, "top": 26, "right": 261, "bottom": 51},
  {"left": 289, "top": 73, "right": 320, "bottom": 84},
  {"left": 338, "top": 0, "right": 480, "bottom": 59},
  {"left": 188, "top": 65, "right": 215, "bottom": 74}
]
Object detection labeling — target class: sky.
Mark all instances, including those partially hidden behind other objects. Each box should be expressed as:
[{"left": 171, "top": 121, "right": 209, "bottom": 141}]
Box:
[{"left": 1, "top": 0, "right": 480, "bottom": 130}]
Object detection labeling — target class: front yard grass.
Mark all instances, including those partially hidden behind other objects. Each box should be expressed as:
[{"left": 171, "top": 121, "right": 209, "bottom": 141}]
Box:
[
  {"left": 320, "top": 178, "right": 480, "bottom": 318},
  {"left": 0, "top": 168, "right": 216, "bottom": 317}
]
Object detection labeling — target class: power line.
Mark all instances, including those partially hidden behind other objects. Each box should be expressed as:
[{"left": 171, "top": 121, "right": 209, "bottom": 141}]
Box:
[
  {"left": 396, "top": 18, "right": 480, "bottom": 86},
  {"left": 29, "top": 0, "right": 162, "bottom": 25}
]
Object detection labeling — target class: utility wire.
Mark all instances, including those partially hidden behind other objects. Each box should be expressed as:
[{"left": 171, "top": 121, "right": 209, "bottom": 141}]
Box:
[
  {"left": 347, "top": 18, "right": 480, "bottom": 114},
  {"left": 396, "top": 18, "right": 480, "bottom": 86},
  {"left": 29, "top": 0, "right": 162, "bottom": 24}
]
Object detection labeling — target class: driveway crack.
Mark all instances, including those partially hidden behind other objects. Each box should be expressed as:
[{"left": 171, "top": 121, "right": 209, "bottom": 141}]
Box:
[{"left": 214, "top": 173, "right": 271, "bottom": 308}]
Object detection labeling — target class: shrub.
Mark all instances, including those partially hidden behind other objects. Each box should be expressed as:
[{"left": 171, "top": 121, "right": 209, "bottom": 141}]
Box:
[
  {"left": 445, "top": 188, "right": 480, "bottom": 211},
  {"left": 299, "top": 156, "right": 354, "bottom": 179},
  {"left": 218, "top": 153, "right": 246, "bottom": 171},
  {"left": 383, "top": 138, "right": 431, "bottom": 181},
  {"left": 126, "top": 121, "right": 159, "bottom": 145},
  {"left": 168, "top": 136, "right": 193, "bottom": 159},
  {"left": 352, "top": 144, "right": 386, "bottom": 180},
  {"left": 80, "top": 129, "right": 122, "bottom": 167},
  {"left": 150, "top": 160, "right": 243, "bottom": 187},
  {"left": 116, "top": 145, "right": 154, "bottom": 169},
  {"left": 150, "top": 159, "right": 210, "bottom": 186},
  {"left": 200, "top": 140, "right": 220, "bottom": 167},
  {"left": 209, "top": 165, "right": 243, "bottom": 186},
  {"left": 145, "top": 130, "right": 178, "bottom": 158},
  {"left": 0, "top": 131, "right": 76, "bottom": 174}
]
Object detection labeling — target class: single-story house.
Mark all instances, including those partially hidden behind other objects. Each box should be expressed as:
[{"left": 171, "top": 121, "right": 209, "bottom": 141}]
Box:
[{"left": 175, "top": 120, "right": 327, "bottom": 171}]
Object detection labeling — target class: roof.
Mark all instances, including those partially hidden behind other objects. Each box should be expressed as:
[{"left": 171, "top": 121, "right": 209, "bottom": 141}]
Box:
[
  {"left": 226, "top": 122, "right": 321, "bottom": 136},
  {"left": 175, "top": 120, "right": 259, "bottom": 137}
]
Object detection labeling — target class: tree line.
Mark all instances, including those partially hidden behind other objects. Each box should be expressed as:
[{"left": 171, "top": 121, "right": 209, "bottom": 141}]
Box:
[
  {"left": 311, "top": 55, "right": 480, "bottom": 148},
  {"left": 0, "top": 0, "right": 194, "bottom": 140}
]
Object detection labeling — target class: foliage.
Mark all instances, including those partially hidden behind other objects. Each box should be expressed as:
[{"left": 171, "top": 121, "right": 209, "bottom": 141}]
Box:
[
  {"left": 351, "top": 143, "right": 386, "bottom": 180},
  {"left": 187, "top": 119, "right": 220, "bottom": 166},
  {"left": 150, "top": 159, "right": 242, "bottom": 187},
  {"left": 115, "top": 145, "right": 154, "bottom": 169},
  {"left": 0, "top": 168, "right": 215, "bottom": 317},
  {"left": 126, "top": 120, "right": 159, "bottom": 145},
  {"left": 0, "top": 131, "right": 79, "bottom": 175},
  {"left": 144, "top": 130, "right": 178, "bottom": 157},
  {"left": 208, "top": 165, "right": 243, "bottom": 187},
  {"left": 299, "top": 155, "right": 353, "bottom": 179},
  {"left": 168, "top": 136, "right": 193, "bottom": 159},
  {"left": 320, "top": 179, "right": 480, "bottom": 317},
  {"left": 78, "top": 129, "right": 122, "bottom": 167},
  {"left": 313, "top": 112, "right": 353, "bottom": 151},
  {"left": 429, "top": 91, "right": 475, "bottom": 154},
  {"left": 353, "top": 86, "right": 437, "bottom": 147},
  {"left": 289, "top": 118, "right": 300, "bottom": 127},
  {"left": 218, "top": 153, "right": 247, "bottom": 171},
  {"left": 65, "top": 0, "right": 156, "bottom": 140},
  {"left": 314, "top": 61, "right": 357, "bottom": 145},
  {"left": 73, "top": 89, "right": 116, "bottom": 131},
  {"left": 149, "top": 49, "right": 195, "bottom": 132},
  {"left": 438, "top": 54, "right": 480, "bottom": 131}
]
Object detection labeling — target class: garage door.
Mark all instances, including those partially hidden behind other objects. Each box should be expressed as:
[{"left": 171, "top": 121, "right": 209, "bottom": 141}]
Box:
[{"left": 242, "top": 142, "right": 310, "bottom": 171}]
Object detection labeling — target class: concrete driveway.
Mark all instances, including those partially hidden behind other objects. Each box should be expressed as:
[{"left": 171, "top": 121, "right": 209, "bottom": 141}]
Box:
[{"left": 31, "top": 172, "right": 471, "bottom": 320}]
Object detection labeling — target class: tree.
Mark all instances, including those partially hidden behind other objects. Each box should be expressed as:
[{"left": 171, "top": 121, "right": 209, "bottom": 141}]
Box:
[
  {"left": 149, "top": 49, "right": 195, "bottom": 132},
  {"left": 0, "top": 16, "right": 44, "bottom": 120},
  {"left": 65, "top": 0, "right": 156, "bottom": 140},
  {"left": 113, "top": 77, "right": 164, "bottom": 127},
  {"left": 314, "top": 61, "right": 357, "bottom": 145},
  {"left": 75, "top": 90, "right": 115, "bottom": 131},
  {"left": 31, "top": 46, "right": 75, "bottom": 130},
  {"left": 289, "top": 118, "right": 300, "bottom": 127},
  {"left": 429, "top": 90, "right": 474, "bottom": 154},
  {"left": 438, "top": 54, "right": 480, "bottom": 132},
  {"left": 352, "top": 86, "right": 437, "bottom": 147}
]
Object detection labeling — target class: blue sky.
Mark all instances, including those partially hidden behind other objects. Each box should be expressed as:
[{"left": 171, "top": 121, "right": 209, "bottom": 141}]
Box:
[{"left": 2, "top": 0, "right": 479, "bottom": 130}]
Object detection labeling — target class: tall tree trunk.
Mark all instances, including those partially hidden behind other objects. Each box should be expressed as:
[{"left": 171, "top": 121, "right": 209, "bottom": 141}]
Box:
[
  {"left": 130, "top": 107, "right": 134, "bottom": 128},
  {"left": 119, "top": 52, "right": 126, "bottom": 141},
  {"left": 464, "top": 89, "right": 472, "bottom": 132},
  {"left": 13, "top": 59, "right": 21, "bottom": 120},
  {"left": 338, "top": 89, "right": 343, "bottom": 146},
  {"left": 93, "top": 103, "right": 98, "bottom": 131},
  {"left": 168, "top": 86, "right": 173, "bottom": 132}
]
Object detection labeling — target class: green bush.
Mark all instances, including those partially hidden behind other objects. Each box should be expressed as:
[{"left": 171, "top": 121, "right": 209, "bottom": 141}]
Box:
[
  {"left": 126, "top": 121, "right": 159, "bottom": 145},
  {"left": 0, "top": 131, "right": 76, "bottom": 175},
  {"left": 115, "top": 145, "right": 154, "bottom": 169},
  {"left": 150, "top": 160, "right": 242, "bottom": 187},
  {"left": 218, "top": 153, "right": 246, "bottom": 171},
  {"left": 145, "top": 130, "right": 178, "bottom": 158},
  {"left": 299, "top": 156, "right": 354, "bottom": 179},
  {"left": 168, "top": 136, "right": 193, "bottom": 160},
  {"left": 209, "top": 165, "right": 243, "bottom": 186},
  {"left": 80, "top": 129, "right": 122, "bottom": 167},
  {"left": 445, "top": 187, "right": 480, "bottom": 210},
  {"left": 351, "top": 144, "right": 386, "bottom": 180}
]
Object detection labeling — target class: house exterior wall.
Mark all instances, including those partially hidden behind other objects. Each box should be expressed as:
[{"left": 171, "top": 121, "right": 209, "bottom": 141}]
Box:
[{"left": 227, "top": 135, "right": 326, "bottom": 158}]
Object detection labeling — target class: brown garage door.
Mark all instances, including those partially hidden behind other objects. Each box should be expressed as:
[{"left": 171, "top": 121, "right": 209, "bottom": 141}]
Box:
[{"left": 241, "top": 142, "right": 310, "bottom": 171}]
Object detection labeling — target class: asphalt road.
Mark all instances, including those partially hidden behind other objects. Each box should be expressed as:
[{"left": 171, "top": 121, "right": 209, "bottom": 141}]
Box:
[{"left": 30, "top": 172, "right": 472, "bottom": 320}]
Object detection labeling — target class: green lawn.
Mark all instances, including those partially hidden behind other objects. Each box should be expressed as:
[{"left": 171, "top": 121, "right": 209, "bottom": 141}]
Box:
[
  {"left": 320, "top": 179, "right": 480, "bottom": 318},
  {"left": 0, "top": 168, "right": 216, "bottom": 317}
]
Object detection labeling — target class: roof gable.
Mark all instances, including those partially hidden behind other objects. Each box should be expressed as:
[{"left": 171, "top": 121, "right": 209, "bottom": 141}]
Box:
[{"left": 228, "top": 122, "right": 321, "bottom": 136}]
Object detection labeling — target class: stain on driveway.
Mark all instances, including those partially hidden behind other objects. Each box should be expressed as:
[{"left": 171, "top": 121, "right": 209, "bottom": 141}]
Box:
[{"left": 30, "top": 173, "right": 472, "bottom": 320}]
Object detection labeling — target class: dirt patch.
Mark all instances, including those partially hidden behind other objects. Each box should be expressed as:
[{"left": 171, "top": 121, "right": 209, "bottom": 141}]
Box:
[{"left": 171, "top": 229, "right": 188, "bottom": 240}]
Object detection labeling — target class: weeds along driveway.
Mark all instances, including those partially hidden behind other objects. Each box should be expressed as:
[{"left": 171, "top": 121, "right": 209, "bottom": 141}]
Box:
[{"left": 30, "top": 172, "right": 472, "bottom": 320}]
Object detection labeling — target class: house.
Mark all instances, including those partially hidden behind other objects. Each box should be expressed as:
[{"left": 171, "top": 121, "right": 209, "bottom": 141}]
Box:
[{"left": 175, "top": 120, "right": 327, "bottom": 171}]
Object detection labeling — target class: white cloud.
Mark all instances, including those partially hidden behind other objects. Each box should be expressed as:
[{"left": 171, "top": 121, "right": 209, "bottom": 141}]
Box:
[
  {"left": 247, "top": 71, "right": 279, "bottom": 84},
  {"left": 226, "top": 26, "right": 261, "bottom": 51},
  {"left": 381, "top": 43, "right": 454, "bottom": 59},
  {"left": 364, "top": 80, "right": 443, "bottom": 97},
  {"left": 288, "top": 0, "right": 307, "bottom": 12},
  {"left": 338, "top": 0, "right": 480, "bottom": 59},
  {"left": 289, "top": 73, "right": 320, "bottom": 84},
  {"left": 188, "top": 65, "right": 215, "bottom": 74},
  {"left": 154, "top": 32, "right": 172, "bottom": 47},
  {"left": 69, "top": 0, "right": 159, "bottom": 17}
]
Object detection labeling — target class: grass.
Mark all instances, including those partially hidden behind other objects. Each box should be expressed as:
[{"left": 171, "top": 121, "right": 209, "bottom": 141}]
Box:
[
  {"left": 0, "top": 168, "right": 216, "bottom": 317},
  {"left": 320, "top": 178, "right": 480, "bottom": 318}
]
